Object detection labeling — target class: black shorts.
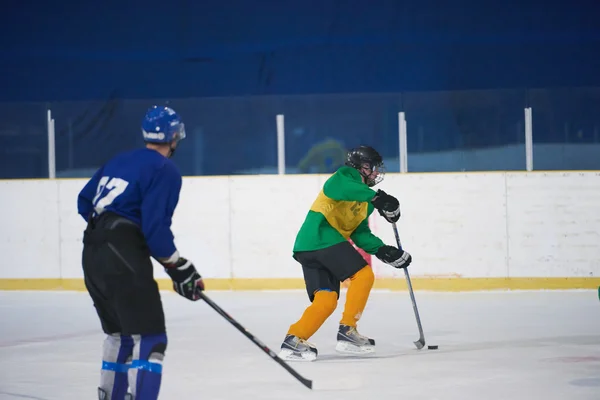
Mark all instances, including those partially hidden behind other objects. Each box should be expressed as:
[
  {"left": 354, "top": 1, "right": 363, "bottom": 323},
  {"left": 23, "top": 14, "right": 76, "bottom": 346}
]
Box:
[
  {"left": 82, "top": 212, "right": 166, "bottom": 336},
  {"left": 293, "top": 241, "right": 369, "bottom": 302}
]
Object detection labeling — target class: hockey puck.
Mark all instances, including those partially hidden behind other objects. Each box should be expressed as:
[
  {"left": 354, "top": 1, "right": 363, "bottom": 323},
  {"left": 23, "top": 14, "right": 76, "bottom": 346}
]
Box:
[{"left": 428, "top": 345, "right": 438, "bottom": 350}]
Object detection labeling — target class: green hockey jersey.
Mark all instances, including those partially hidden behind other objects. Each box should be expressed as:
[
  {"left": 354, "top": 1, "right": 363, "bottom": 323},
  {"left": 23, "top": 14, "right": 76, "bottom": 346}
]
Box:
[{"left": 293, "top": 166, "right": 385, "bottom": 254}]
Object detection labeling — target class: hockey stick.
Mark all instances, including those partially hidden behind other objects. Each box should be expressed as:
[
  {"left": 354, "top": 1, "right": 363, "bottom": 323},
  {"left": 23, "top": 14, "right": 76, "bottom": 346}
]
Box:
[
  {"left": 392, "top": 223, "right": 426, "bottom": 350},
  {"left": 198, "top": 292, "right": 313, "bottom": 389}
]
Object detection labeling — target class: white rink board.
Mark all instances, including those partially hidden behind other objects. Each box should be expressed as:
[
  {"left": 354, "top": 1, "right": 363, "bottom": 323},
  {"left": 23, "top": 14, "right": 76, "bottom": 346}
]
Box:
[
  {"left": 371, "top": 173, "right": 509, "bottom": 278},
  {"left": 227, "top": 175, "right": 326, "bottom": 279},
  {"left": 0, "top": 180, "right": 61, "bottom": 278},
  {"left": 167, "top": 177, "right": 232, "bottom": 279},
  {"left": 1, "top": 172, "right": 599, "bottom": 281},
  {"left": 505, "top": 172, "right": 600, "bottom": 277}
]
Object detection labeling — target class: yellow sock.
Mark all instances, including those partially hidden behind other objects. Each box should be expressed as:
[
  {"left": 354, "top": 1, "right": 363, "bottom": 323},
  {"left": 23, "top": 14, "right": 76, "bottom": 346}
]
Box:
[
  {"left": 340, "top": 265, "right": 375, "bottom": 327},
  {"left": 287, "top": 290, "right": 338, "bottom": 340}
]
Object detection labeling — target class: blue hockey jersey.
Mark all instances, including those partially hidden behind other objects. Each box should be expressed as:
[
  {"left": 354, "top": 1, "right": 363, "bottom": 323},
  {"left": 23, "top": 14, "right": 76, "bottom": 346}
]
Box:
[{"left": 77, "top": 148, "right": 182, "bottom": 260}]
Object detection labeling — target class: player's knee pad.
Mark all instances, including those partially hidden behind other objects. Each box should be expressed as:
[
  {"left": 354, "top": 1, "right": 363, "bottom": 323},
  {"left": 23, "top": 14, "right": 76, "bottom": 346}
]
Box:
[
  {"left": 131, "top": 333, "right": 167, "bottom": 373},
  {"left": 313, "top": 290, "right": 338, "bottom": 316},
  {"left": 129, "top": 333, "right": 167, "bottom": 399},
  {"left": 100, "top": 334, "right": 134, "bottom": 399}
]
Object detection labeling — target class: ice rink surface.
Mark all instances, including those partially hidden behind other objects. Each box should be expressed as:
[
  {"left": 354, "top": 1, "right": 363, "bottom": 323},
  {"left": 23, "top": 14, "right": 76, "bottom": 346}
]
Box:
[{"left": 1, "top": 289, "right": 599, "bottom": 400}]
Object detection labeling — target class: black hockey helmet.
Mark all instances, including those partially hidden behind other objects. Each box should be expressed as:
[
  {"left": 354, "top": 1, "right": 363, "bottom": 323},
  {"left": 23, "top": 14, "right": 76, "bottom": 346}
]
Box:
[{"left": 345, "top": 145, "right": 386, "bottom": 186}]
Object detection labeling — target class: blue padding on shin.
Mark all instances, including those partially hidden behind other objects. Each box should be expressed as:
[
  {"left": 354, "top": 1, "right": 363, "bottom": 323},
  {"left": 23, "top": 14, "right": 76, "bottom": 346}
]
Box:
[
  {"left": 102, "top": 361, "right": 130, "bottom": 373},
  {"left": 318, "top": 288, "right": 333, "bottom": 292},
  {"left": 117, "top": 335, "right": 134, "bottom": 362},
  {"left": 132, "top": 333, "right": 168, "bottom": 399}
]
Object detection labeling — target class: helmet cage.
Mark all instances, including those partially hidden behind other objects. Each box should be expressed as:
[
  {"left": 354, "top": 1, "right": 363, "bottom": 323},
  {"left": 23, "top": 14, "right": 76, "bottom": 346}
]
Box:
[
  {"left": 345, "top": 146, "right": 386, "bottom": 187},
  {"left": 360, "top": 160, "right": 386, "bottom": 187}
]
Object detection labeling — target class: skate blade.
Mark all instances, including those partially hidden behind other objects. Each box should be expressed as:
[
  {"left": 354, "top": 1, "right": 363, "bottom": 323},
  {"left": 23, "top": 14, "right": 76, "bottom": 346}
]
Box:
[
  {"left": 335, "top": 340, "right": 375, "bottom": 355},
  {"left": 278, "top": 348, "right": 317, "bottom": 362}
]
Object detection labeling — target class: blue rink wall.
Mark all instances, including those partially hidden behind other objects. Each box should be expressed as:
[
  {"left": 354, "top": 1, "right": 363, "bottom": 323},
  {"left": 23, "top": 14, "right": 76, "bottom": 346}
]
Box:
[
  {"left": 1, "top": 1, "right": 599, "bottom": 101},
  {"left": 1, "top": 1, "right": 600, "bottom": 179}
]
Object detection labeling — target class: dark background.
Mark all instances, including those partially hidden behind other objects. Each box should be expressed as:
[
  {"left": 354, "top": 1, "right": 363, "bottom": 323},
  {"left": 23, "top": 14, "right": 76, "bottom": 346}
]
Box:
[{"left": 1, "top": 0, "right": 599, "bottom": 177}]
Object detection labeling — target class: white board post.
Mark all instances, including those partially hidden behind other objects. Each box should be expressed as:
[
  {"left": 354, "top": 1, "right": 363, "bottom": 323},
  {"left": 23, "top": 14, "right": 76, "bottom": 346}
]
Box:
[
  {"left": 524, "top": 107, "right": 533, "bottom": 171},
  {"left": 47, "top": 109, "right": 56, "bottom": 179},
  {"left": 276, "top": 114, "right": 285, "bottom": 175},
  {"left": 398, "top": 112, "right": 408, "bottom": 173}
]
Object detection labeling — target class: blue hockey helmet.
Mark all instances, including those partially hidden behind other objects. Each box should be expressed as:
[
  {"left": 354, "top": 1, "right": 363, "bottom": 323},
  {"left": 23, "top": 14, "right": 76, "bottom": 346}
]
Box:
[{"left": 141, "top": 105, "right": 186, "bottom": 144}]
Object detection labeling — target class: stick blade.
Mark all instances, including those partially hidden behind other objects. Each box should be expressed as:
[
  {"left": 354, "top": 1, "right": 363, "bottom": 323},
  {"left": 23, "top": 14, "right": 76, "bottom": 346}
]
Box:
[
  {"left": 414, "top": 339, "right": 425, "bottom": 349},
  {"left": 301, "top": 378, "right": 313, "bottom": 389}
]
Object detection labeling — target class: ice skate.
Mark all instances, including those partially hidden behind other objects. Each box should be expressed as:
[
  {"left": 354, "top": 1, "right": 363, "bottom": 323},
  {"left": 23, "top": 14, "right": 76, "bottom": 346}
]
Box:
[
  {"left": 335, "top": 324, "right": 375, "bottom": 354},
  {"left": 278, "top": 334, "right": 318, "bottom": 361}
]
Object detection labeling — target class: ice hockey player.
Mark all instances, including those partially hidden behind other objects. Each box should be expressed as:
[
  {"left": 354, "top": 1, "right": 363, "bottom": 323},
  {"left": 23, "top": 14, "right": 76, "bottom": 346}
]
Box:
[
  {"left": 77, "top": 105, "right": 205, "bottom": 399},
  {"left": 278, "top": 145, "right": 412, "bottom": 361}
]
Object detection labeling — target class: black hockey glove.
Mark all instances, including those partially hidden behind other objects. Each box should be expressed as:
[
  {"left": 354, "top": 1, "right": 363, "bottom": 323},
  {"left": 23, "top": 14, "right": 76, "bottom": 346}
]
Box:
[
  {"left": 371, "top": 189, "right": 401, "bottom": 223},
  {"left": 163, "top": 258, "right": 205, "bottom": 301},
  {"left": 376, "top": 245, "right": 412, "bottom": 269}
]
